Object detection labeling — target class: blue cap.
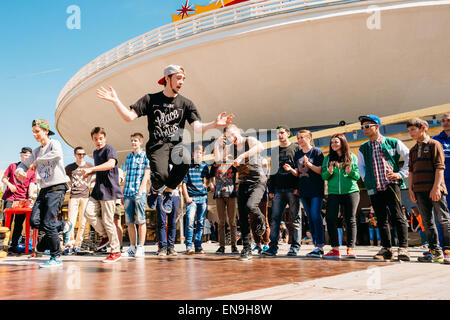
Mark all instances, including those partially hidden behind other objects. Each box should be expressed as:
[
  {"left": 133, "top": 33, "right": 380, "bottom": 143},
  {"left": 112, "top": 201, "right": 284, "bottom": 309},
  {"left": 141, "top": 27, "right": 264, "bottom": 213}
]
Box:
[{"left": 358, "top": 114, "right": 381, "bottom": 126}]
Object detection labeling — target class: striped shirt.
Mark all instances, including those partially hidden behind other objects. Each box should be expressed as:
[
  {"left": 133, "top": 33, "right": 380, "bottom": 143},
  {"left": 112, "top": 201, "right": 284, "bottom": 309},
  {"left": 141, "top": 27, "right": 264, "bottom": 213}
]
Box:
[
  {"left": 183, "top": 162, "right": 210, "bottom": 199},
  {"left": 408, "top": 137, "right": 447, "bottom": 193},
  {"left": 121, "top": 150, "right": 150, "bottom": 197},
  {"left": 371, "top": 136, "right": 396, "bottom": 192}
]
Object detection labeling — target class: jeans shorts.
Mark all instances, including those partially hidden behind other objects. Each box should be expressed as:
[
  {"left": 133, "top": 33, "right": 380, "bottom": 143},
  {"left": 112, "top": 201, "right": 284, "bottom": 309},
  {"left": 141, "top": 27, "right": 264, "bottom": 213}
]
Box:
[{"left": 124, "top": 194, "right": 147, "bottom": 225}]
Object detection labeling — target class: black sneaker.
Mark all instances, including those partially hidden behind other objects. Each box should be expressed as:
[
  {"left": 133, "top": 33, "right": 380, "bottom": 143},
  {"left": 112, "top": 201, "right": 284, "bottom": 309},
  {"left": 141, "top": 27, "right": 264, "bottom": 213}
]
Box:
[
  {"left": 157, "top": 247, "right": 167, "bottom": 256},
  {"left": 7, "top": 246, "right": 20, "bottom": 255},
  {"left": 251, "top": 214, "right": 266, "bottom": 237},
  {"left": 160, "top": 192, "right": 173, "bottom": 214},
  {"left": 216, "top": 246, "right": 225, "bottom": 254},
  {"left": 195, "top": 248, "right": 205, "bottom": 254},
  {"left": 373, "top": 247, "right": 393, "bottom": 261},
  {"left": 167, "top": 247, "right": 178, "bottom": 256},
  {"left": 239, "top": 249, "right": 252, "bottom": 261},
  {"left": 231, "top": 245, "right": 239, "bottom": 254}
]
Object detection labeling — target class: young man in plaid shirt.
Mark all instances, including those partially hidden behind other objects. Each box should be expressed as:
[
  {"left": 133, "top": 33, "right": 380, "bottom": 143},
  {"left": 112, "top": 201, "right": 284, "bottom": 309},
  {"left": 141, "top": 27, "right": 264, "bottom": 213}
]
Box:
[
  {"left": 121, "top": 133, "right": 150, "bottom": 258},
  {"left": 358, "top": 114, "right": 411, "bottom": 261}
]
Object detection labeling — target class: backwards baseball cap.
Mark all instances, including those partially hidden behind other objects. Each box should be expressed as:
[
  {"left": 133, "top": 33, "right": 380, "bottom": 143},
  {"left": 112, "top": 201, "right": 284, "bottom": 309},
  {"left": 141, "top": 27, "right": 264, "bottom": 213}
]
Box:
[
  {"left": 276, "top": 125, "right": 293, "bottom": 137},
  {"left": 32, "top": 119, "right": 55, "bottom": 136},
  {"left": 158, "top": 65, "right": 185, "bottom": 86},
  {"left": 20, "top": 147, "right": 32, "bottom": 154},
  {"left": 358, "top": 114, "right": 381, "bottom": 127}
]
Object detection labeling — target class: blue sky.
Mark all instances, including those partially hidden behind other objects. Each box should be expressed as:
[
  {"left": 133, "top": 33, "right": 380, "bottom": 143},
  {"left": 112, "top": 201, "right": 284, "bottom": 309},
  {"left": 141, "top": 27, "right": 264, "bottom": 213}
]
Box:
[{"left": 0, "top": 0, "right": 195, "bottom": 168}]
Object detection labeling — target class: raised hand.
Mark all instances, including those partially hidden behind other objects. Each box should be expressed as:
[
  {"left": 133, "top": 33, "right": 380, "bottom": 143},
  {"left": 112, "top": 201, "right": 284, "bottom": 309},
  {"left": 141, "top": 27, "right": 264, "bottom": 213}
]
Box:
[
  {"left": 97, "top": 86, "right": 119, "bottom": 103},
  {"left": 215, "top": 112, "right": 235, "bottom": 127}
]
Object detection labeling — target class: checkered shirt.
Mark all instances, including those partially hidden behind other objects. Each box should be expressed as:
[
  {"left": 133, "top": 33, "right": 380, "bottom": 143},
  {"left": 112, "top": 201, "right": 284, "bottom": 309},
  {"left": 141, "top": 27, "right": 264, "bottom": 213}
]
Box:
[
  {"left": 122, "top": 151, "right": 150, "bottom": 196},
  {"left": 371, "top": 136, "right": 396, "bottom": 192}
]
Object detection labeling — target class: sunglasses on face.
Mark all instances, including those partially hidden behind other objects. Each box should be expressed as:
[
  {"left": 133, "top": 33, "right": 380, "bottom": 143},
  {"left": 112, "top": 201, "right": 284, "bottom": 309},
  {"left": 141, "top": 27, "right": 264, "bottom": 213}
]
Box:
[
  {"left": 361, "top": 124, "right": 377, "bottom": 130},
  {"left": 76, "top": 153, "right": 86, "bottom": 156}
]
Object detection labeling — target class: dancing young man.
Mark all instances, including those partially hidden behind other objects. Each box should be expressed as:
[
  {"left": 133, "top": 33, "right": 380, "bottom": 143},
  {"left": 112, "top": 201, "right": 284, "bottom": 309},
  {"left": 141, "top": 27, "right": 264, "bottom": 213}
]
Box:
[
  {"left": 97, "top": 65, "right": 233, "bottom": 215},
  {"left": 214, "top": 124, "right": 267, "bottom": 260}
]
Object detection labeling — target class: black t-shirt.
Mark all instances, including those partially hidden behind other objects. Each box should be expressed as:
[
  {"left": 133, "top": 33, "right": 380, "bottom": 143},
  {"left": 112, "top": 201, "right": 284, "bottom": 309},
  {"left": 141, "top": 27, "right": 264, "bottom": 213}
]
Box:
[
  {"left": 91, "top": 145, "right": 123, "bottom": 201},
  {"left": 294, "top": 147, "right": 325, "bottom": 198},
  {"left": 268, "top": 143, "right": 299, "bottom": 193},
  {"left": 130, "top": 91, "right": 201, "bottom": 146}
]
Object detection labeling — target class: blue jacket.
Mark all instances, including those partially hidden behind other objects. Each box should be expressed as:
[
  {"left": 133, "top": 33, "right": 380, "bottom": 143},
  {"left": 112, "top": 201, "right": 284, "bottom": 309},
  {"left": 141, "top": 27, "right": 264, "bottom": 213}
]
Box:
[{"left": 433, "top": 130, "right": 450, "bottom": 182}]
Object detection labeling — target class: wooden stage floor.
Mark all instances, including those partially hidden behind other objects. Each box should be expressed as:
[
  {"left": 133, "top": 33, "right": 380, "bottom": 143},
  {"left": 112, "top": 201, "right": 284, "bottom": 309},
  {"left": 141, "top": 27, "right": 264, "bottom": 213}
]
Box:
[{"left": 0, "top": 245, "right": 391, "bottom": 300}]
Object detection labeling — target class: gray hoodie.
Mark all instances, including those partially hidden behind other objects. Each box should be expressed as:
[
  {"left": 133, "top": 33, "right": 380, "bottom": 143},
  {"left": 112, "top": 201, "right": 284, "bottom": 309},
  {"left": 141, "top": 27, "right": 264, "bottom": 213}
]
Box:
[{"left": 16, "top": 139, "right": 69, "bottom": 189}]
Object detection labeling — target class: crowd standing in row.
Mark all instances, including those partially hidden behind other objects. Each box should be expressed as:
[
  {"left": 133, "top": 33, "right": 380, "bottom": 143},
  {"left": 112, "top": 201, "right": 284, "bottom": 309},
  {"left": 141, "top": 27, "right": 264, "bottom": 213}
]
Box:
[{"left": 2, "top": 65, "right": 449, "bottom": 267}]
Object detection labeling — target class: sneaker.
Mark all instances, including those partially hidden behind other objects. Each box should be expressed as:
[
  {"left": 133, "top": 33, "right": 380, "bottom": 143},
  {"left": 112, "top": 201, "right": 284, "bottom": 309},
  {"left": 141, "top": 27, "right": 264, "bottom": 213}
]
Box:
[
  {"left": 262, "top": 247, "right": 277, "bottom": 256},
  {"left": 124, "top": 245, "right": 136, "bottom": 257},
  {"left": 323, "top": 249, "right": 341, "bottom": 259},
  {"left": 160, "top": 192, "right": 173, "bottom": 214},
  {"left": 216, "top": 246, "right": 225, "bottom": 254},
  {"left": 346, "top": 247, "right": 357, "bottom": 259},
  {"left": 157, "top": 247, "right": 167, "bottom": 256},
  {"left": 74, "top": 247, "right": 83, "bottom": 255},
  {"left": 147, "top": 187, "right": 159, "bottom": 209},
  {"left": 102, "top": 252, "right": 121, "bottom": 263},
  {"left": 239, "top": 249, "right": 252, "bottom": 260},
  {"left": 443, "top": 250, "right": 450, "bottom": 264},
  {"left": 167, "top": 247, "right": 178, "bottom": 256},
  {"left": 287, "top": 247, "right": 298, "bottom": 256},
  {"left": 398, "top": 247, "right": 410, "bottom": 261},
  {"left": 96, "top": 237, "right": 110, "bottom": 251},
  {"left": 186, "top": 247, "right": 195, "bottom": 255},
  {"left": 195, "top": 248, "right": 205, "bottom": 254},
  {"left": 135, "top": 245, "right": 145, "bottom": 257},
  {"left": 62, "top": 222, "right": 73, "bottom": 246},
  {"left": 262, "top": 245, "right": 269, "bottom": 252},
  {"left": 373, "top": 247, "right": 393, "bottom": 261},
  {"left": 418, "top": 249, "right": 443, "bottom": 263},
  {"left": 251, "top": 214, "right": 266, "bottom": 237},
  {"left": 231, "top": 245, "right": 239, "bottom": 254},
  {"left": 252, "top": 244, "right": 262, "bottom": 254},
  {"left": 7, "top": 246, "right": 20, "bottom": 255},
  {"left": 306, "top": 247, "right": 324, "bottom": 258},
  {"left": 39, "top": 256, "right": 63, "bottom": 268},
  {"left": 62, "top": 247, "right": 73, "bottom": 256}
]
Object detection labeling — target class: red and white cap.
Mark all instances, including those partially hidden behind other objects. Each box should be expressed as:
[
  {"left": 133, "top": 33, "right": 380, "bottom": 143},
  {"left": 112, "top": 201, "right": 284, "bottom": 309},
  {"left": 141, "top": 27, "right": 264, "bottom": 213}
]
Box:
[{"left": 158, "top": 65, "right": 185, "bottom": 85}]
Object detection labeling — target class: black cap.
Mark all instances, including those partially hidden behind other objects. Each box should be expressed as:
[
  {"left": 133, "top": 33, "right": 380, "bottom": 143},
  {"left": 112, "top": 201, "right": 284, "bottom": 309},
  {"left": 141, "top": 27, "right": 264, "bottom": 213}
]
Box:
[{"left": 21, "top": 147, "right": 32, "bottom": 154}]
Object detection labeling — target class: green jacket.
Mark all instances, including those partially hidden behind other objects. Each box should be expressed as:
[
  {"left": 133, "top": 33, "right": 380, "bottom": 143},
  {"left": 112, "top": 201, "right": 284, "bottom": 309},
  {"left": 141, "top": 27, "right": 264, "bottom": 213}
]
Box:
[
  {"left": 321, "top": 153, "right": 360, "bottom": 195},
  {"left": 358, "top": 136, "right": 409, "bottom": 195}
]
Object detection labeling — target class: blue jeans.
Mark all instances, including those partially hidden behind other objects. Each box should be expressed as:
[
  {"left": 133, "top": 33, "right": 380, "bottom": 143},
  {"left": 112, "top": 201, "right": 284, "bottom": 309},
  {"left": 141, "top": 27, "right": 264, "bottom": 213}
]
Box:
[
  {"left": 418, "top": 229, "right": 428, "bottom": 245},
  {"left": 124, "top": 193, "right": 147, "bottom": 225},
  {"left": 157, "top": 195, "right": 179, "bottom": 249},
  {"left": 337, "top": 228, "right": 343, "bottom": 246},
  {"left": 30, "top": 189, "right": 66, "bottom": 257},
  {"left": 268, "top": 189, "right": 301, "bottom": 252},
  {"left": 185, "top": 199, "right": 207, "bottom": 249},
  {"left": 301, "top": 196, "right": 324, "bottom": 248},
  {"left": 369, "top": 227, "right": 381, "bottom": 242}
]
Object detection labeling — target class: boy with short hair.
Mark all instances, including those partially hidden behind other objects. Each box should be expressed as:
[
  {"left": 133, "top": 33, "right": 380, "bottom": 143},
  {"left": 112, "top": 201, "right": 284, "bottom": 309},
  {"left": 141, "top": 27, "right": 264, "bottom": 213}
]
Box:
[
  {"left": 407, "top": 118, "right": 450, "bottom": 264},
  {"left": 82, "top": 127, "right": 124, "bottom": 263},
  {"left": 122, "top": 133, "right": 150, "bottom": 258},
  {"left": 181, "top": 145, "right": 211, "bottom": 255},
  {"left": 16, "top": 119, "right": 71, "bottom": 268}
]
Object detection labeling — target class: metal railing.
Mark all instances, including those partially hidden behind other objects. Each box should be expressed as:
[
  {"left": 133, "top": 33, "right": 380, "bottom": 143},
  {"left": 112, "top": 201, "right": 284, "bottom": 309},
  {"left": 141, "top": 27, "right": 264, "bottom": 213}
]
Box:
[{"left": 56, "top": 0, "right": 361, "bottom": 108}]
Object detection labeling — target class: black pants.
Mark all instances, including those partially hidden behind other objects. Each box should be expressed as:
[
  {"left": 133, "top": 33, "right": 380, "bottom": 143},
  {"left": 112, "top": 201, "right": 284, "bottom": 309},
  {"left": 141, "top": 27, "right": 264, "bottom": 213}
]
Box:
[
  {"left": 415, "top": 191, "right": 450, "bottom": 251},
  {"left": 326, "top": 192, "right": 360, "bottom": 248},
  {"left": 147, "top": 142, "right": 191, "bottom": 190},
  {"left": 369, "top": 184, "right": 408, "bottom": 248},
  {"left": 30, "top": 189, "right": 66, "bottom": 257},
  {"left": 237, "top": 182, "right": 266, "bottom": 250}
]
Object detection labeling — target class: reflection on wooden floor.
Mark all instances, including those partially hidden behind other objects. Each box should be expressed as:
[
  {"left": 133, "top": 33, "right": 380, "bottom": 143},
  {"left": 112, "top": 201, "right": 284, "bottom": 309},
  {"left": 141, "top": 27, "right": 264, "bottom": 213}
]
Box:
[{"left": 0, "top": 253, "right": 390, "bottom": 300}]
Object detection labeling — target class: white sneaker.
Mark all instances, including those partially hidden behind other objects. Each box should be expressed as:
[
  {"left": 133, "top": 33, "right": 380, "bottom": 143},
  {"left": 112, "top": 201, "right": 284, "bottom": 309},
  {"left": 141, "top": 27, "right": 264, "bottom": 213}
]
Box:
[
  {"left": 135, "top": 245, "right": 145, "bottom": 257},
  {"left": 123, "top": 245, "right": 136, "bottom": 257}
]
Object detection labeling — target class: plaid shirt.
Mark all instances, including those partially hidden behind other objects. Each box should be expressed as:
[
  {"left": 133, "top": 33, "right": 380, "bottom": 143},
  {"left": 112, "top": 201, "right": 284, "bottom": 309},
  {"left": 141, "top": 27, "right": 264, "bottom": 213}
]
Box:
[
  {"left": 371, "top": 136, "right": 396, "bottom": 191},
  {"left": 121, "top": 151, "right": 150, "bottom": 197}
]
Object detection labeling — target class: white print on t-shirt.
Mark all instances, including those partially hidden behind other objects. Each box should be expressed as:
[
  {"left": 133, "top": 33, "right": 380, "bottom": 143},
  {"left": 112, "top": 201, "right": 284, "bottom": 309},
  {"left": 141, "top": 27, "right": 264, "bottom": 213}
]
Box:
[
  {"left": 72, "top": 168, "right": 90, "bottom": 189},
  {"left": 38, "top": 160, "right": 57, "bottom": 183},
  {"left": 153, "top": 104, "right": 181, "bottom": 140},
  {"left": 298, "top": 157, "right": 310, "bottom": 178}
]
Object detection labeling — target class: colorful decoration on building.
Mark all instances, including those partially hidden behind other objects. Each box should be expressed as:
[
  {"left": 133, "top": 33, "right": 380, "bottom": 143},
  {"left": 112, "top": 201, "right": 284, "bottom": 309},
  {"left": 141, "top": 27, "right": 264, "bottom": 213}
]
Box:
[{"left": 172, "top": 0, "right": 249, "bottom": 22}]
